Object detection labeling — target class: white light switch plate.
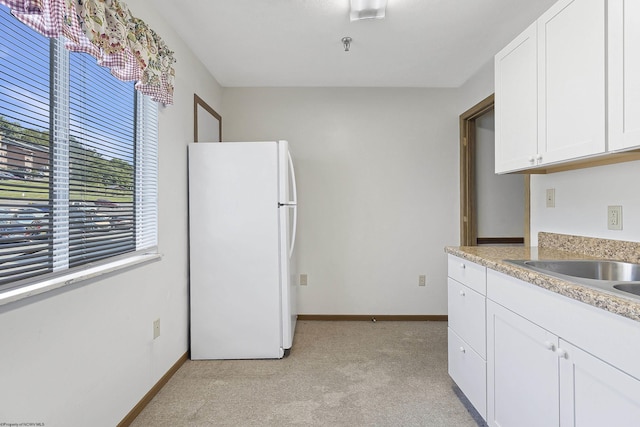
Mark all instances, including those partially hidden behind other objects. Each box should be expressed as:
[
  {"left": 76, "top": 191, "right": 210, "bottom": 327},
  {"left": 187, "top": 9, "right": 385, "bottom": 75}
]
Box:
[{"left": 546, "top": 189, "right": 555, "bottom": 208}]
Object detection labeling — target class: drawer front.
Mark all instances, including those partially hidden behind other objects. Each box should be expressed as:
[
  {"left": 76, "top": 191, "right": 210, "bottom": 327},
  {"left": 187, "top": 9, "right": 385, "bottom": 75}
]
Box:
[
  {"left": 448, "top": 278, "right": 486, "bottom": 358},
  {"left": 448, "top": 254, "right": 486, "bottom": 295},
  {"left": 448, "top": 327, "right": 487, "bottom": 420}
]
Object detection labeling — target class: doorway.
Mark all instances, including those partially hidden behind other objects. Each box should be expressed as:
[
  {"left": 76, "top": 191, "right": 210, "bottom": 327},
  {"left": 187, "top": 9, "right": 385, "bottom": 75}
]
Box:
[{"left": 459, "top": 94, "right": 530, "bottom": 246}]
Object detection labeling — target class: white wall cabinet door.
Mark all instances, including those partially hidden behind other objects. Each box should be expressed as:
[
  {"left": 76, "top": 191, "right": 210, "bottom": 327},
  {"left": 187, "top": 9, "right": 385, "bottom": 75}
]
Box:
[
  {"left": 495, "top": 22, "right": 538, "bottom": 173},
  {"left": 537, "top": 0, "right": 606, "bottom": 164},
  {"left": 487, "top": 300, "right": 559, "bottom": 427},
  {"left": 608, "top": 0, "right": 640, "bottom": 152},
  {"left": 559, "top": 339, "right": 640, "bottom": 427}
]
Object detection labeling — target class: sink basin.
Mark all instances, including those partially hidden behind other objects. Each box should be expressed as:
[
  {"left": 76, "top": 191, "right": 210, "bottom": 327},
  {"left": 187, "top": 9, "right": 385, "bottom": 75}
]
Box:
[
  {"left": 504, "top": 259, "right": 640, "bottom": 301},
  {"left": 613, "top": 283, "right": 640, "bottom": 296},
  {"left": 520, "top": 260, "right": 640, "bottom": 282}
]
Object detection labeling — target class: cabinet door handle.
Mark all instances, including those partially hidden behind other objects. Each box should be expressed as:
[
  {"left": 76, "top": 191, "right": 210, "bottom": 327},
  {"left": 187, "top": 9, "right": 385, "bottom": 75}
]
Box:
[
  {"left": 459, "top": 263, "right": 466, "bottom": 269},
  {"left": 556, "top": 348, "right": 568, "bottom": 359},
  {"left": 529, "top": 155, "right": 535, "bottom": 163},
  {"left": 535, "top": 154, "right": 543, "bottom": 163},
  {"left": 459, "top": 346, "right": 466, "bottom": 353},
  {"left": 543, "top": 341, "right": 555, "bottom": 351},
  {"left": 459, "top": 290, "right": 466, "bottom": 297}
]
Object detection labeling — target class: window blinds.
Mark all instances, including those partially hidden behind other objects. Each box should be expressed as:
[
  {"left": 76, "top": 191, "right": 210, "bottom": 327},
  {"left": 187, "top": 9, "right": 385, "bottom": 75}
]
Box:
[{"left": 0, "top": 4, "right": 158, "bottom": 289}]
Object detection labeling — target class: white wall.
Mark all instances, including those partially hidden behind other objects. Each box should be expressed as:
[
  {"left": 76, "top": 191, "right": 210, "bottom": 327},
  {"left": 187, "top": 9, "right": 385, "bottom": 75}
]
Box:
[
  {"left": 223, "top": 88, "right": 459, "bottom": 315},
  {"left": 0, "top": 1, "right": 222, "bottom": 425},
  {"left": 530, "top": 161, "right": 640, "bottom": 245},
  {"left": 475, "top": 110, "right": 525, "bottom": 238},
  {"left": 458, "top": 59, "right": 494, "bottom": 112}
]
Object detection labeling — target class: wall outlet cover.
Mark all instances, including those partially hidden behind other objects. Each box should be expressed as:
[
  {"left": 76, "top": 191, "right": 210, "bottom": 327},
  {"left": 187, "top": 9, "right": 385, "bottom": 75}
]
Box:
[{"left": 607, "top": 205, "right": 623, "bottom": 230}]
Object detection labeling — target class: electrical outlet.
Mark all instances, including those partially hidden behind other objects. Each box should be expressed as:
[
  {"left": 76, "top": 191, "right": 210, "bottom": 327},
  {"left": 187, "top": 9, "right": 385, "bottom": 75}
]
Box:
[
  {"left": 299, "top": 274, "right": 308, "bottom": 286},
  {"left": 608, "top": 206, "right": 622, "bottom": 230},
  {"left": 153, "top": 319, "right": 160, "bottom": 339},
  {"left": 419, "top": 275, "right": 426, "bottom": 286},
  {"left": 546, "top": 188, "right": 555, "bottom": 208}
]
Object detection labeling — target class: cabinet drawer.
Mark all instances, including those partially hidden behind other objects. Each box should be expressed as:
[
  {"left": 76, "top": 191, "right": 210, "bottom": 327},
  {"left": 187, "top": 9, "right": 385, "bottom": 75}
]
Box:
[
  {"left": 448, "top": 328, "right": 487, "bottom": 420},
  {"left": 448, "top": 254, "right": 486, "bottom": 294},
  {"left": 448, "top": 278, "right": 486, "bottom": 358}
]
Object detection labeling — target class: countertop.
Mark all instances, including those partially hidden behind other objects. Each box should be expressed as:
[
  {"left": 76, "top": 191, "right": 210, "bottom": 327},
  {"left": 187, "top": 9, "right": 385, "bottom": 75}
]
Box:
[{"left": 445, "top": 244, "right": 640, "bottom": 323}]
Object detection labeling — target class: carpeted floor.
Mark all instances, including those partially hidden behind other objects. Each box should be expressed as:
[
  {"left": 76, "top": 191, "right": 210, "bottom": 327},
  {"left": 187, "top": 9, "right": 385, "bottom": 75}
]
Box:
[{"left": 131, "top": 320, "right": 486, "bottom": 426}]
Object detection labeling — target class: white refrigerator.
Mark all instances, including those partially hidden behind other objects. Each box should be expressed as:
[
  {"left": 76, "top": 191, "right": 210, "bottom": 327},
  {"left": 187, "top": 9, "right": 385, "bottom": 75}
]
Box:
[{"left": 188, "top": 140, "right": 298, "bottom": 360}]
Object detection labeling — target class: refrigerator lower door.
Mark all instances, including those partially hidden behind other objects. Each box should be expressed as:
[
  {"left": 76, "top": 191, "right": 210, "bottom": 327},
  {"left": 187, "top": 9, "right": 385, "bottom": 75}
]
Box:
[{"left": 279, "top": 203, "right": 297, "bottom": 350}]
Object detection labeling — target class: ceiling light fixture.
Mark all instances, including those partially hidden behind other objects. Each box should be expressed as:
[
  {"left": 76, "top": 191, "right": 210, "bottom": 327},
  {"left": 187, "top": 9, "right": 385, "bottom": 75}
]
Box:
[
  {"left": 350, "top": 0, "right": 387, "bottom": 21},
  {"left": 342, "top": 37, "right": 352, "bottom": 52}
]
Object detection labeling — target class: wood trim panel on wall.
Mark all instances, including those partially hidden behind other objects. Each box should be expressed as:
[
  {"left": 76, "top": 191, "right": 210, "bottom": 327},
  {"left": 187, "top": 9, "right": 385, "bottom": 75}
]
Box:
[
  {"left": 118, "top": 352, "right": 188, "bottom": 427},
  {"left": 297, "top": 315, "right": 448, "bottom": 321},
  {"left": 515, "top": 150, "right": 640, "bottom": 174}
]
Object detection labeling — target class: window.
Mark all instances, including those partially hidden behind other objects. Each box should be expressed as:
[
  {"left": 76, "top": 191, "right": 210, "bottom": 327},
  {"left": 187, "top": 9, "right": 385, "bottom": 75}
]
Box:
[{"left": 0, "top": 4, "right": 158, "bottom": 289}]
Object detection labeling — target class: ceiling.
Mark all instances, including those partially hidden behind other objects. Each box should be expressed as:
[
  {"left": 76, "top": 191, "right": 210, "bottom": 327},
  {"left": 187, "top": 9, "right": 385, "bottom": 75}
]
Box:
[{"left": 153, "top": 0, "right": 557, "bottom": 88}]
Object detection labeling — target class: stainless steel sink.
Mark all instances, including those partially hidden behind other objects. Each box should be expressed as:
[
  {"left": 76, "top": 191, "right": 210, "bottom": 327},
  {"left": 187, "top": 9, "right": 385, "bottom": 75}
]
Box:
[
  {"left": 613, "top": 283, "right": 640, "bottom": 297},
  {"left": 518, "top": 260, "right": 640, "bottom": 282},
  {"left": 504, "top": 259, "right": 640, "bottom": 301}
]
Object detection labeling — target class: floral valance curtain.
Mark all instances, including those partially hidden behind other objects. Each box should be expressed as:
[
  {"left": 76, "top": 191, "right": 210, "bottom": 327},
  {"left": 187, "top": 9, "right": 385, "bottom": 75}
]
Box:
[{"left": 1, "top": 0, "right": 176, "bottom": 104}]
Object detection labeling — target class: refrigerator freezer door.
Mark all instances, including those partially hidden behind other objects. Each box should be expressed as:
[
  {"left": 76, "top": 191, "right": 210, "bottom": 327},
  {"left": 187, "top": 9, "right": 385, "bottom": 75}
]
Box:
[{"left": 189, "top": 142, "right": 283, "bottom": 359}]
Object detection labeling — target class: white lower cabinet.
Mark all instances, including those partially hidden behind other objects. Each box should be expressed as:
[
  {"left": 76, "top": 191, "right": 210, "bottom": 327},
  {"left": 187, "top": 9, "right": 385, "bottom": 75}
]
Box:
[
  {"left": 448, "top": 278, "right": 486, "bottom": 357},
  {"left": 559, "top": 340, "right": 640, "bottom": 426},
  {"left": 447, "top": 255, "right": 487, "bottom": 420},
  {"left": 448, "top": 328, "right": 486, "bottom": 418},
  {"left": 487, "top": 301, "right": 559, "bottom": 427},
  {"left": 487, "top": 269, "right": 640, "bottom": 427}
]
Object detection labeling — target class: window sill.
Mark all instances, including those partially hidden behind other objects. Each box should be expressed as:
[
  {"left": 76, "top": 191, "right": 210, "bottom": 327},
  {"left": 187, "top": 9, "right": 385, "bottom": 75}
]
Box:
[{"left": 0, "top": 252, "right": 162, "bottom": 307}]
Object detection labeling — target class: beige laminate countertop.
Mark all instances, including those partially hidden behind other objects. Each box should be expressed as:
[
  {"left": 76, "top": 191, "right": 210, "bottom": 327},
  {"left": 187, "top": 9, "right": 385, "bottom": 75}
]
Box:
[{"left": 445, "top": 245, "right": 640, "bottom": 323}]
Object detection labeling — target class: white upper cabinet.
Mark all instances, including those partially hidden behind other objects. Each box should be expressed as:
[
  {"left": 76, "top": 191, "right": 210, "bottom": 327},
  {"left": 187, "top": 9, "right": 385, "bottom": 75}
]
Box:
[
  {"left": 495, "top": 23, "right": 538, "bottom": 173},
  {"left": 608, "top": 0, "right": 640, "bottom": 151},
  {"left": 495, "top": 0, "right": 607, "bottom": 173},
  {"left": 537, "top": 0, "right": 606, "bottom": 164}
]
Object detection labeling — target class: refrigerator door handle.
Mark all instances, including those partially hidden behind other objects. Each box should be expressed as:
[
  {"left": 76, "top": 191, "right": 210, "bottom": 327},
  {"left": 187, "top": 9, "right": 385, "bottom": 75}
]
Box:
[
  {"left": 289, "top": 205, "right": 297, "bottom": 259},
  {"left": 287, "top": 149, "right": 298, "bottom": 258},
  {"left": 288, "top": 150, "right": 298, "bottom": 205}
]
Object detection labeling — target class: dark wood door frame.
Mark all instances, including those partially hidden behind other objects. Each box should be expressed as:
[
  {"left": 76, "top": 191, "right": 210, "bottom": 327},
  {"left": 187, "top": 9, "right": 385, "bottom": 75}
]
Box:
[
  {"left": 459, "top": 94, "right": 530, "bottom": 246},
  {"left": 194, "top": 93, "right": 222, "bottom": 142}
]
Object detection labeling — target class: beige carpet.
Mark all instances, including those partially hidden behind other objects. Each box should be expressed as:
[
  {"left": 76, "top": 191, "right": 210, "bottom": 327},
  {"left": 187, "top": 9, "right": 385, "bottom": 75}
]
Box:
[{"left": 131, "top": 321, "right": 485, "bottom": 426}]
